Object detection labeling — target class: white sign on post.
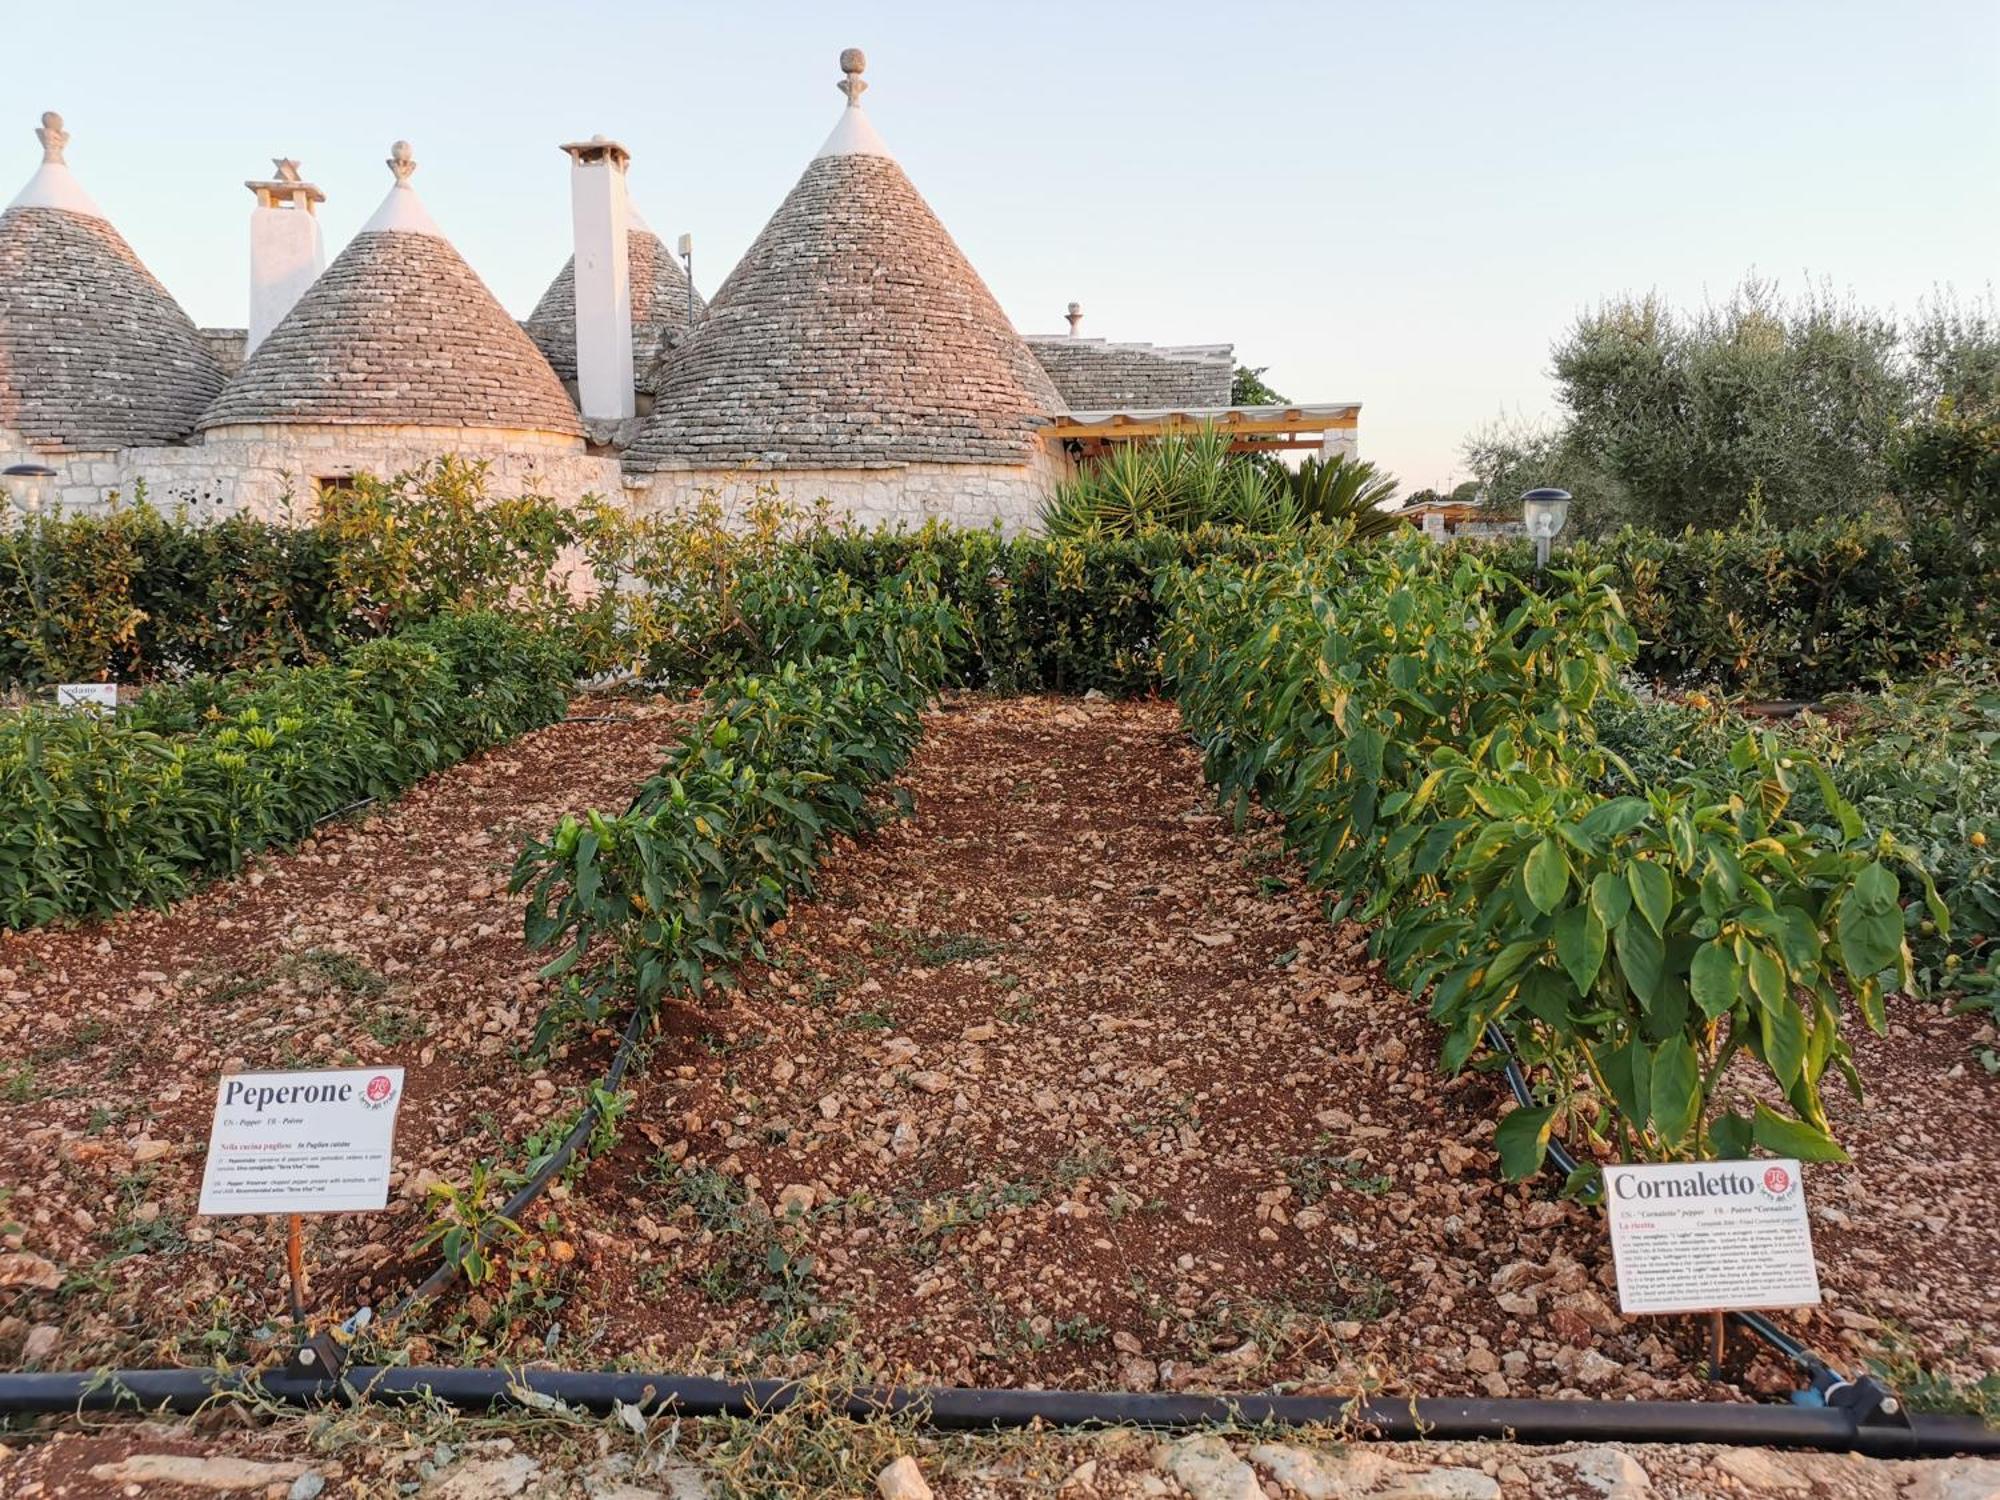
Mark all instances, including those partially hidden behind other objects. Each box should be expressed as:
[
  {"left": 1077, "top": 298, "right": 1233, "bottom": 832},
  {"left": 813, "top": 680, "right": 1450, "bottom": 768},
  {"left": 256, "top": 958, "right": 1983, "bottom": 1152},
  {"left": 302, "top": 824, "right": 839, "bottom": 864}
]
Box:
[
  {"left": 56, "top": 683, "right": 118, "bottom": 714},
  {"left": 198, "top": 1068, "right": 407, "bottom": 1217},
  {"left": 1604, "top": 1159, "right": 1822, "bottom": 1316}
]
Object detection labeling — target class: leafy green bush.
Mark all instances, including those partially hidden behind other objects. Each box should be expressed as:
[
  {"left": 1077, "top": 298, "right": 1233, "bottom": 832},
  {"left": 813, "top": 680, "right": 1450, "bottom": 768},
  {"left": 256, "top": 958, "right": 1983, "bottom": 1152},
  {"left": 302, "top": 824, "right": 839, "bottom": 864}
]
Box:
[
  {"left": 0, "top": 613, "right": 574, "bottom": 927},
  {"left": 1452, "top": 517, "right": 1994, "bottom": 698},
  {"left": 0, "top": 500, "right": 342, "bottom": 690},
  {"left": 1162, "top": 537, "right": 1941, "bottom": 1178},
  {"left": 1600, "top": 670, "right": 1999, "bottom": 1004},
  {"left": 512, "top": 569, "right": 955, "bottom": 1046},
  {"left": 808, "top": 524, "right": 1295, "bottom": 695}
]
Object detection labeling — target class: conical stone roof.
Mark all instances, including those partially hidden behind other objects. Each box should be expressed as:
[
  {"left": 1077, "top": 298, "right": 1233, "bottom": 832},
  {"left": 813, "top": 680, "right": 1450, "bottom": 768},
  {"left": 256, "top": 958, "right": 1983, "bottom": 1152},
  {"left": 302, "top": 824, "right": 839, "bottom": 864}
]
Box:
[
  {"left": 525, "top": 222, "right": 705, "bottom": 396},
  {"left": 625, "top": 51, "right": 1063, "bottom": 472},
  {"left": 0, "top": 112, "right": 224, "bottom": 450},
  {"left": 201, "top": 142, "right": 582, "bottom": 437}
]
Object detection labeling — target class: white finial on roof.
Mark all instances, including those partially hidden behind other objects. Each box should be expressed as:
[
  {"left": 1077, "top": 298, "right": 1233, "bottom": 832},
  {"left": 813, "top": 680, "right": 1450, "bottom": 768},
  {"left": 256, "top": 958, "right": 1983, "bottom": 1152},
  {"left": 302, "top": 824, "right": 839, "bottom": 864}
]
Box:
[
  {"left": 36, "top": 112, "right": 68, "bottom": 165},
  {"left": 359, "top": 139, "right": 444, "bottom": 237},
  {"left": 1067, "top": 302, "right": 1083, "bottom": 336},
  {"left": 7, "top": 109, "right": 104, "bottom": 217},
  {"left": 817, "top": 47, "right": 891, "bottom": 160}
]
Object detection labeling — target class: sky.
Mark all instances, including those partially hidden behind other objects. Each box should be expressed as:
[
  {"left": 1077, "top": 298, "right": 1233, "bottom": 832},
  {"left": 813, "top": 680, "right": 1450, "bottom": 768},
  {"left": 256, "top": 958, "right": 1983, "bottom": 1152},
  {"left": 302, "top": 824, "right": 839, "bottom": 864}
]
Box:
[{"left": 11, "top": 1, "right": 1997, "bottom": 493}]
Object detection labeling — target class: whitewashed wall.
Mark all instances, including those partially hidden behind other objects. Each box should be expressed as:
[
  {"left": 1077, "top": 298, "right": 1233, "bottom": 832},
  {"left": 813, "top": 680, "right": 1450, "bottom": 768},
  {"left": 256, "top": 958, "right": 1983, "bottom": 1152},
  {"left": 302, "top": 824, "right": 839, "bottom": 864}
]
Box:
[{"left": 633, "top": 438, "right": 1072, "bottom": 535}]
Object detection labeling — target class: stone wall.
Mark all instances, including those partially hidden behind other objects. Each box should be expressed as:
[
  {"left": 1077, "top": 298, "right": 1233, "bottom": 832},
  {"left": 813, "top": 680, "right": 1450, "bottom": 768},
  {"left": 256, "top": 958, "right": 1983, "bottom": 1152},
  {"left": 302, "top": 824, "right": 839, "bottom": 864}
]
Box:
[
  {"left": 633, "top": 439, "right": 1071, "bottom": 535},
  {"left": 3, "top": 426, "right": 1070, "bottom": 533},
  {"left": 4, "top": 424, "right": 622, "bottom": 519}
]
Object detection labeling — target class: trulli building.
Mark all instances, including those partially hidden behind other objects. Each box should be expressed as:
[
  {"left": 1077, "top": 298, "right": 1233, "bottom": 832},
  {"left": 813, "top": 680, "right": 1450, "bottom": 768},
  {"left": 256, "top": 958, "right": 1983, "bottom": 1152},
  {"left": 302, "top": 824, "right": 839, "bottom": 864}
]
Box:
[{"left": 0, "top": 54, "right": 1359, "bottom": 529}]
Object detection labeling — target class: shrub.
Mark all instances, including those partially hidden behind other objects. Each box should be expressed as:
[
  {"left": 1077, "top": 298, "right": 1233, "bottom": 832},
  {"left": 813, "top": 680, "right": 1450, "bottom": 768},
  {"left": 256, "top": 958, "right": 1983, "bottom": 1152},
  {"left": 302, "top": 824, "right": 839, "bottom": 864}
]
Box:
[
  {"left": 1449, "top": 518, "right": 1994, "bottom": 699},
  {"left": 1600, "top": 669, "right": 1999, "bottom": 1000},
  {"left": 0, "top": 612, "right": 574, "bottom": 927},
  {"left": 1038, "top": 426, "right": 1399, "bottom": 540},
  {"left": 0, "top": 501, "right": 343, "bottom": 691},
  {"left": 512, "top": 569, "right": 957, "bottom": 1046},
  {"left": 1161, "top": 537, "right": 1942, "bottom": 1178}
]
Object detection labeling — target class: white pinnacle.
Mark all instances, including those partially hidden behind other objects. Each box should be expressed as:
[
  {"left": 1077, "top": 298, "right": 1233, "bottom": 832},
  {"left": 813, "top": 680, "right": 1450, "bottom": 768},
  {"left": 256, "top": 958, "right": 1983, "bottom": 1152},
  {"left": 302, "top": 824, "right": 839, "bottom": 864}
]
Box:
[
  {"left": 358, "top": 139, "right": 444, "bottom": 237},
  {"left": 7, "top": 111, "right": 106, "bottom": 218},
  {"left": 816, "top": 47, "right": 892, "bottom": 160}
]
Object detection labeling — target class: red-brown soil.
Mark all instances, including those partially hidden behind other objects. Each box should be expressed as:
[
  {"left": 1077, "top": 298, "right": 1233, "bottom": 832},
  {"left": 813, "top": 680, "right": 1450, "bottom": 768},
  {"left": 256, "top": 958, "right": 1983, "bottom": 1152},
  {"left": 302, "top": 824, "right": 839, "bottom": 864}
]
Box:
[
  {"left": 2, "top": 694, "right": 1994, "bottom": 1413},
  {"left": 532, "top": 697, "right": 2000, "bottom": 1401},
  {"left": 0, "top": 697, "right": 689, "bottom": 1368}
]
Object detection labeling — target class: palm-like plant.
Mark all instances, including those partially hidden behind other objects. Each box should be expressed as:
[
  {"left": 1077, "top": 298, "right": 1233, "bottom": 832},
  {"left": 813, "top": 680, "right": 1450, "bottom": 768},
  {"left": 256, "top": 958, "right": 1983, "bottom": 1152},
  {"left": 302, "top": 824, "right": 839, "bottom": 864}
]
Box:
[
  {"left": 1272, "top": 456, "right": 1404, "bottom": 539},
  {"left": 1039, "top": 427, "right": 1405, "bottom": 541}
]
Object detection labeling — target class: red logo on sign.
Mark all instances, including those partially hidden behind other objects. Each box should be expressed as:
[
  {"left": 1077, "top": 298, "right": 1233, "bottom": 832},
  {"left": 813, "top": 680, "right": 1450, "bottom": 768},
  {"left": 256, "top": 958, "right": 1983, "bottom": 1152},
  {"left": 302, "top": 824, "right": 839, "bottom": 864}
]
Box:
[
  {"left": 366, "top": 1075, "right": 393, "bottom": 1104},
  {"left": 1763, "top": 1166, "right": 1791, "bottom": 1195}
]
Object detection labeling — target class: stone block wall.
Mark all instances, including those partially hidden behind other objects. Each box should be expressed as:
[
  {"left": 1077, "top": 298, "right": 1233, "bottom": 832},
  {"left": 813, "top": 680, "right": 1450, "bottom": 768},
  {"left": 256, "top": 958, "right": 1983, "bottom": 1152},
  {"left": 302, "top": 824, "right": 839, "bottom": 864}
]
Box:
[
  {"left": 3, "top": 424, "right": 623, "bottom": 520},
  {"left": 633, "top": 439, "right": 1071, "bottom": 535}
]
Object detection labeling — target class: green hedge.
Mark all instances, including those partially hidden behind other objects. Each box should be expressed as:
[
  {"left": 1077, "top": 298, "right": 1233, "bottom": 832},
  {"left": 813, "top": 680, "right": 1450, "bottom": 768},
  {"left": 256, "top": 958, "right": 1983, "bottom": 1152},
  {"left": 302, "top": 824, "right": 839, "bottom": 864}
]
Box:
[
  {"left": 5, "top": 499, "right": 1990, "bottom": 703},
  {"left": 1457, "top": 518, "right": 1994, "bottom": 699},
  {"left": 0, "top": 613, "right": 575, "bottom": 928},
  {"left": 0, "top": 506, "right": 342, "bottom": 690},
  {"left": 808, "top": 526, "right": 1285, "bottom": 694}
]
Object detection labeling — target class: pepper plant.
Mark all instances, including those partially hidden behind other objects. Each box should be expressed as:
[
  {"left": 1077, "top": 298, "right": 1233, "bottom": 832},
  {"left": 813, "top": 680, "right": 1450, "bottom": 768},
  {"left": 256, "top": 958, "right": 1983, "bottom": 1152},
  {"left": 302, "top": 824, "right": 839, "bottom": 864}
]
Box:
[{"left": 1162, "top": 536, "right": 1947, "bottom": 1180}]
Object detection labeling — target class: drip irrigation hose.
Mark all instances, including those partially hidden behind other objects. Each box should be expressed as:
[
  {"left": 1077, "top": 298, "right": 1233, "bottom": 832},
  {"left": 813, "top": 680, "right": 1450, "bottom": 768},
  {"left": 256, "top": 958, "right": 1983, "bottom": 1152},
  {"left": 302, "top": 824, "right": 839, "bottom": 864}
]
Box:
[
  {"left": 0, "top": 1367, "right": 1990, "bottom": 1456},
  {"left": 375, "top": 1002, "right": 651, "bottom": 1326},
  {"left": 311, "top": 796, "right": 377, "bottom": 828},
  {"left": 1480, "top": 1023, "right": 1852, "bottom": 1397}
]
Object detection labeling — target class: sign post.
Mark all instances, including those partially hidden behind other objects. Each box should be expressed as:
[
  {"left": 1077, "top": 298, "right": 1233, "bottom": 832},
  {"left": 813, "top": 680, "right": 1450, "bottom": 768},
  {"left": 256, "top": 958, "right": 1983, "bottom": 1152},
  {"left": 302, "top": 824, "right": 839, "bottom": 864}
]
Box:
[
  {"left": 1603, "top": 1158, "right": 1821, "bottom": 1372},
  {"left": 199, "top": 1067, "right": 407, "bottom": 1326}
]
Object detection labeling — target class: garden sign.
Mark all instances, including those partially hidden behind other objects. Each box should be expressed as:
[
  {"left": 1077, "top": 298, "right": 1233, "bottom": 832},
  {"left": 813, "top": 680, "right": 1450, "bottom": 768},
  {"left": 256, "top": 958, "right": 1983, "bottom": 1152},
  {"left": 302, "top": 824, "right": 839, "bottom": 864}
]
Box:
[
  {"left": 1603, "top": 1159, "right": 1822, "bottom": 1317},
  {"left": 197, "top": 1067, "right": 407, "bottom": 1217}
]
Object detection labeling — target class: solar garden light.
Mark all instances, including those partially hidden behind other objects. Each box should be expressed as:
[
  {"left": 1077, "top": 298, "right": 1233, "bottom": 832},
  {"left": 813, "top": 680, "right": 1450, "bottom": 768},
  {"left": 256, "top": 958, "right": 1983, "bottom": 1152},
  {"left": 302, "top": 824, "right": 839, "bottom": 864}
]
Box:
[
  {"left": 2, "top": 463, "right": 55, "bottom": 519},
  {"left": 1520, "top": 486, "right": 1573, "bottom": 571}
]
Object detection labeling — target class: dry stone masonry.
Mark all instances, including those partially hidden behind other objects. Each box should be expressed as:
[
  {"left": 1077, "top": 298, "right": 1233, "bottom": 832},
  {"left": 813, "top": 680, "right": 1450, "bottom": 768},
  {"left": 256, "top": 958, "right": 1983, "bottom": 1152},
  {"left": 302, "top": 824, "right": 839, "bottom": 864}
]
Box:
[{"left": 0, "top": 51, "right": 1357, "bottom": 529}]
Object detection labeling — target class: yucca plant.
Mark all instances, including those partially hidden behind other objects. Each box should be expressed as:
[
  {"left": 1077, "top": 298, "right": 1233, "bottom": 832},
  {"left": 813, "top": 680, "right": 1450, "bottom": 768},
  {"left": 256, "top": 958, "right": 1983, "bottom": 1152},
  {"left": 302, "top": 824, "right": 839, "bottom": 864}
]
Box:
[
  {"left": 1041, "top": 427, "right": 1272, "bottom": 538},
  {"left": 1272, "top": 455, "right": 1404, "bottom": 539},
  {"left": 1040, "top": 427, "right": 1404, "bottom": 541}
]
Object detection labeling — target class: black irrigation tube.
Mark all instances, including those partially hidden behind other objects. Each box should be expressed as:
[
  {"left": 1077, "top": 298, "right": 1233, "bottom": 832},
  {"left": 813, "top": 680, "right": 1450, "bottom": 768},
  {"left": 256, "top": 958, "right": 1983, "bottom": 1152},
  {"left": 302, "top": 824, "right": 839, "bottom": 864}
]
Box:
[
  {"left": 0, "top": 1367, "right": 1993, "bottom": 1457},
  {"left": 375, "top": 1000, "right": 652, "bottom": 1325}
]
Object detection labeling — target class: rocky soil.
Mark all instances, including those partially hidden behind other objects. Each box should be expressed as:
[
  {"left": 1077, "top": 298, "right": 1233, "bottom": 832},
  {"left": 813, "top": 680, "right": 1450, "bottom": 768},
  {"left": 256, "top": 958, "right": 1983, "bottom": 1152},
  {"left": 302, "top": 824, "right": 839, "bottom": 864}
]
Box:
[
  {"left": 532, "top": 696, "right": 2000, "bottom": 1402},
  {"left": 1, "top": 692, "right": 1994, "bottom": 1436},
  {"left": 2, "top": 1415, "right": 1997, "bottom": 1499},
  {"left": 0, "top": 696, "right": 690, "bottom": 1370}
]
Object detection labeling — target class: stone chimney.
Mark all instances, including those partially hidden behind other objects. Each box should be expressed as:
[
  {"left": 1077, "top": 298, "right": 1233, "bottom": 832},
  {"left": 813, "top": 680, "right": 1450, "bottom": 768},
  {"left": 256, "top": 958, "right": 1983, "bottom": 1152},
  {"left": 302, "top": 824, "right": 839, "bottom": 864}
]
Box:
[
  {"left": 1066, "top": 301, "right": 1083, "bottom": 336},
  {"left": 559, "top": 135, "right": 634, "bottom": 421},
  {"left": 244, "top": 159, "right": 325, "bottom": 355}
]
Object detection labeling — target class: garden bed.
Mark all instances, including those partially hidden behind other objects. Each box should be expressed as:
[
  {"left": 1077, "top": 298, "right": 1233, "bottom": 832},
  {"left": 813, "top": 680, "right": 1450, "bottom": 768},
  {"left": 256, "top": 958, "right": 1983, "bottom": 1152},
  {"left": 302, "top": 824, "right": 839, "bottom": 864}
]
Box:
[
  {"left": 0, "top": 696, "right": 690, "bottom": 1369},
  {"left": 512, "top": 697, "right": 1999, "bottom": 1401},
  {"left": 2, "top": 694, "right": 1993, "bottom": 1411}
]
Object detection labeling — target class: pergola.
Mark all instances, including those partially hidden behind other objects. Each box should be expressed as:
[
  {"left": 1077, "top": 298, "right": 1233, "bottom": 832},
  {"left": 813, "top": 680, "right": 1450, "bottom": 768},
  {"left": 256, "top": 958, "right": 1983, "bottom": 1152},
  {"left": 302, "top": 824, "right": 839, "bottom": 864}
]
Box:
[{"left": 1045, "top": 401, "right": 1360, "bottom": 456}]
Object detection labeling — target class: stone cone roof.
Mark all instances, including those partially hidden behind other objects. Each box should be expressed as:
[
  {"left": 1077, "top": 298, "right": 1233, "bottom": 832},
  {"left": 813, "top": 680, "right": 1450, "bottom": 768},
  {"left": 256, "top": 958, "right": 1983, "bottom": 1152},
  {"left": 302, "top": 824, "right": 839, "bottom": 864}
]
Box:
[
  {"left": 525, "top": 227, "right": 705, "bottom": 396},
  {"left": 626, "top": 88, "right": 1062, "bottom": 472},
  {"left": 0, "top": 199, "right": 224, "bottom": 451},
  {"left": 201, "top": 178, "right": 582, "bottom": 437}
]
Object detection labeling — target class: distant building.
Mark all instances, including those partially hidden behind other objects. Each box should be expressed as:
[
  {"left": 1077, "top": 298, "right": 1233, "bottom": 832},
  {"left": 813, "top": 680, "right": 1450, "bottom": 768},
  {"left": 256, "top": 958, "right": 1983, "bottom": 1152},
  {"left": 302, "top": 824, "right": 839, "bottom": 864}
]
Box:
[
  {"left": 1, "top": 53, "right": 1362, "bottom": 530},
  {"left": 1396, "top": 494, "right": 1525, "bottom": 542}
]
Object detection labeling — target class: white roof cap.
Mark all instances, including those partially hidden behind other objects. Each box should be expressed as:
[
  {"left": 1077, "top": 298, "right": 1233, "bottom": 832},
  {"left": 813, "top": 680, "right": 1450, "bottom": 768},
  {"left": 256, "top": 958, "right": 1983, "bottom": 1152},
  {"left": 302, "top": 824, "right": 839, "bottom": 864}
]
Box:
[
  {"left": 7, "top": 112, "right": 106, "bottom": 218},
  {"left": 815, "top": 47, "right": 892, "bottom": 160},
  {"left": 358, "top": 140, "right": 444, "bottom": 237}
]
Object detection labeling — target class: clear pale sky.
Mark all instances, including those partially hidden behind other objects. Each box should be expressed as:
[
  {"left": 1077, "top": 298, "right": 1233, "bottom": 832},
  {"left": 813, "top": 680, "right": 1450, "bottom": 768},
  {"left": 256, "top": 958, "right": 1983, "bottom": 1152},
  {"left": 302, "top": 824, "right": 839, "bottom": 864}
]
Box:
[{"left": 12, "top": 1, "right": 1997, "bottom": 491}]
